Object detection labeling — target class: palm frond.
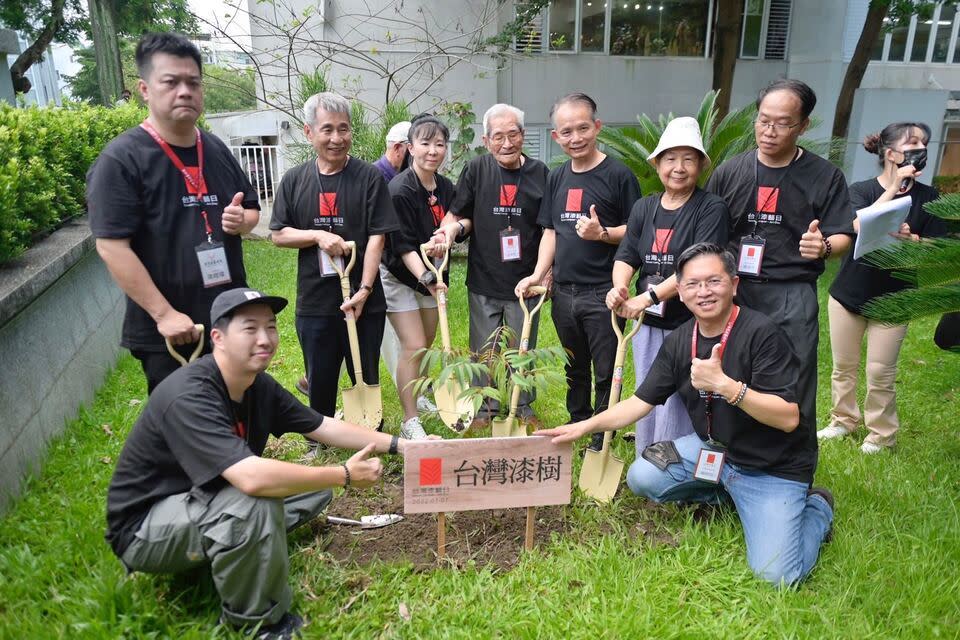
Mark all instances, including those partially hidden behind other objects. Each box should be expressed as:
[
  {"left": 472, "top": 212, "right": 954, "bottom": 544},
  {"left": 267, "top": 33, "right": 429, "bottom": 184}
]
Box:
[
  {"left": 863, "top": 238, "right": 960, "bottom": 287},
  {"left": 925, "top": 194, "right": 960, "bottom": 221},
  {"left": 862, "top": 284, "right": 960, "bottom": 324}
]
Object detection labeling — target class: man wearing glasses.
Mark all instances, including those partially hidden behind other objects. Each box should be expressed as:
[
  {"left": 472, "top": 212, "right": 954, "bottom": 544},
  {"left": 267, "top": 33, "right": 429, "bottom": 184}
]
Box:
[
  {"left": 536, "top": 243, "right": 834, "bottom": 587},
  {"left": 516, "top": 93, "right": 641, "bottom": 448},
  {"left": 706, "top": 79, "right": 854, "bottom": 452},
  {"left": 433, "top": 104, "right": 550, "bottom": 425}
]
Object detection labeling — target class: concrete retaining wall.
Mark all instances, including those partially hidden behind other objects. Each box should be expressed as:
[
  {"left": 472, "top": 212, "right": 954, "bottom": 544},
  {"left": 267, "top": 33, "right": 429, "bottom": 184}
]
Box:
[{"left": 0, "top": 218, "right": 124, "bottom": 513}]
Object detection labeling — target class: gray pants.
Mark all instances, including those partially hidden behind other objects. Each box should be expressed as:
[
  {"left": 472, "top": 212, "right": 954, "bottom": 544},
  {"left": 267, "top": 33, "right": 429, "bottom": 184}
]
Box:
[
  {"left": 469, "top": 290, "right": 541, "bottom": 416},
  {"left": 120, "top": 485, "right": 332, "bottom": 627},
  {"left": 737, "top": 279, "right": 819, "bottom": 432}
]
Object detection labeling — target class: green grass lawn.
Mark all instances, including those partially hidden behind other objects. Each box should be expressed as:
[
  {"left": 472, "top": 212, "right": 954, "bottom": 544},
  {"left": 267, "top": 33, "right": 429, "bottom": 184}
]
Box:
[{"left": 1, "top": 239, "right": 958, "bottom": 639}]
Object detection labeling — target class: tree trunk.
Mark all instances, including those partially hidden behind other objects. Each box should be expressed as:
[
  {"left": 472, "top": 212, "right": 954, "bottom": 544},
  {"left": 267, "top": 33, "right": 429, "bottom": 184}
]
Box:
[
  {"left": 712, "top": 0, "right": 743, "bottom": 121},
  {"left": 87, "top": 0, "right": 125, "bottom": 104},
  {"left": 831, "top": 0, "right": 888, "bottom": 163},
  {"left": 9, "top": 0, "right": 67, "bottom": 94}
]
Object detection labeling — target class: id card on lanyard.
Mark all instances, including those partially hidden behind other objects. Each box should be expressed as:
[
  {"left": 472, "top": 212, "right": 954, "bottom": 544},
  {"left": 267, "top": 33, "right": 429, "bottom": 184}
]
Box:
[
  {"left": 690, "top": 305, "right": 740, "bottom": 483},
  {"left": 498, "top": 168, "right": 524, "bottom": 262},
  {"left": 141, "top": 120, "right": 232, "bottom": 288}
]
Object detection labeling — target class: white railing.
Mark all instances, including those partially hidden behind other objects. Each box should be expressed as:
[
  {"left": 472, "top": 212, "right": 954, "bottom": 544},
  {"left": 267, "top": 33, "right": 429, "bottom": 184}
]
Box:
[{"left": 228, "top": 145, "right": 286, "bottom": 208}]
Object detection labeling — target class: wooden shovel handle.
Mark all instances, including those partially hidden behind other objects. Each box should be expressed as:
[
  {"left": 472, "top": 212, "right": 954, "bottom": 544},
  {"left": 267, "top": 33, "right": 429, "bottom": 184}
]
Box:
[
  {"left": 329, "top": 240, "right": 357, "bottom": 300},
  {"left": 165, "top": 324, "right": 205, "bottom": 366},
  {"left": 518, "top": 285, "right": 548, "bottom": 322},
  {"left": 419, "top": 242, "right": 449, "bottom": 281}
]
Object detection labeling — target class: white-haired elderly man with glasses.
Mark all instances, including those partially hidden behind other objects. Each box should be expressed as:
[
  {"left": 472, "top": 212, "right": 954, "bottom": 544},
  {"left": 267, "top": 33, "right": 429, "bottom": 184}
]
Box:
[{"left": 432, "top": 103, "right": 551, "bottom": 426}]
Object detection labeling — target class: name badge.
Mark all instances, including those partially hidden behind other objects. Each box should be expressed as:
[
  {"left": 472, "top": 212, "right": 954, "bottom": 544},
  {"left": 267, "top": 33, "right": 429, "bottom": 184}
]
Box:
[
  {"left": 693, "top": 448, "right": 725, "bottom": 484},
  {"left": 319, "top": 249, "right": 344, "bottom": 278},
  {"left": 645, "top": 274, "right": 665, "bottom": 317},
  {"left": 737, "top": 236, "right": 766, "bottom": 276},
  {"left": 196, "top": 241, "right": 232, "bottom": 288},
  {"left": 500, "top": 228, "right": 521, "bottom": 262}
]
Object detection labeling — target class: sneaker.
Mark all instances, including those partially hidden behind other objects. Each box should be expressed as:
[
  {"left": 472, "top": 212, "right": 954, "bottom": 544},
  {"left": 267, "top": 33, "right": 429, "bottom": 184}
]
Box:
[
  {"left": 587, "top": 432, "right": 605, "bottom": 452},
  {"left": 860, "top": 441, "right": 885, "bottom": 455},
  {"left": 400, "top": 416, "right": 428, "bottom": 440},
  {"left": 295, "top": 376, "right": 309, "bottom": 396},
  {"left": 621, "top": 431, "right": 636, "bottom": 443},
  {"left": 416, "top": 395, "right": 437, "bottom": 413},
  {"left": 817, "top": 424, "right": 850, "bottom": 440},
  {"left": 807, "top": 486, "right": 835, "bottom": 543},
  {"left": 221, "top": 611, "right": 304, "bottom": 639}
]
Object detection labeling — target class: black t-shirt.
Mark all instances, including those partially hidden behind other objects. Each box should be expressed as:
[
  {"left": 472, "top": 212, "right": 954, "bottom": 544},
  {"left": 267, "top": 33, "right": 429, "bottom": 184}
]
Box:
[
  {"left": 269, "top": 157, "right": 399, "bottom": 316},
  {"left": 635, "top": 306, "right": 816, "bottom": 482},
  {"left": 538, "top": 156, "right": 641, "bottom": 286},
  {"left": 614, "top": 188, "right": 729, "bottom": 329},
  {"left": 830, "top": 179, "right": 945, "bottom": 314},
  {"left": 705, "top": 148, "right": 855, "bottom": 283},
  {"left": 87, "top": 126, "right": 259, "bottom": 351},
  {"left": 383, "top": 168, "right": 456, "bottom": 292},
  {"left": 105, "top": 355, "right": 322, "bottom": 557},
  {"left": 451, "top": 154, "right": 549, "bottom": 299}
]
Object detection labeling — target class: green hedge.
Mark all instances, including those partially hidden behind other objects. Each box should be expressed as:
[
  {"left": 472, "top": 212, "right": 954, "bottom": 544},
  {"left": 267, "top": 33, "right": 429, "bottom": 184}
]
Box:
[
  {"left": 0, "top": 102, "right": 146, "bottom": 265},
  {"left": 932, "top": 175, "right": 960, "bottom": 194}
]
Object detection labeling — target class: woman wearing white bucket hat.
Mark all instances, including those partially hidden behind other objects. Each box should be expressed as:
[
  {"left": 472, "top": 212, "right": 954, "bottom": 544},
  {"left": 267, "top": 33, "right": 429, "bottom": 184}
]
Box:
[{"left": 606, "top": 116, "right": 730, "bottom": 453}]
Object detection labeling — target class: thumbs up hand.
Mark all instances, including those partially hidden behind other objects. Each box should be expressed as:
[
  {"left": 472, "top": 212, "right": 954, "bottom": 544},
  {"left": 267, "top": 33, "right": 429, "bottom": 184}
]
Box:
[
  {"left": 799, "top": 218, "right": 826, "bottom": 260},
  {"left": 342, "top": 442, "right": 384, "bottom": 488},
  {"left": 221, "top": 192, "right": 247, "bottom": 235},
  {"left": 690, "top": 343, "right": 730, "bottom": 395},
  {"left": 575, "top": 204, "right": 605, "bottom": 241}
]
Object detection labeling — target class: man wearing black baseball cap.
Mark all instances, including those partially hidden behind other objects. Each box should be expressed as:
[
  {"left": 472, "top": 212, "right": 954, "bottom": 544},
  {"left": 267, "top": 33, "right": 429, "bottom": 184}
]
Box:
[{"left": 105, "top": 287, "right": 409, "bottom": 638}]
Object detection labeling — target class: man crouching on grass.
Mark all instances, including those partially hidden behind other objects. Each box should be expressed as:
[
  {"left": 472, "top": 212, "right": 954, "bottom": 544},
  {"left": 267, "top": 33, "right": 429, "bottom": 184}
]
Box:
[
  {"left": 536, "top": 243, "right": 834, "bottom": 586},
  {"left": 105, "top": 288, "right": 414, "bottom": 638}
]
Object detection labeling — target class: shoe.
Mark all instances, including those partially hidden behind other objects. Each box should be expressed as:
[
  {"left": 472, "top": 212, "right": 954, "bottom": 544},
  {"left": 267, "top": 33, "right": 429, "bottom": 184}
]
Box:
[
  {"left": 416, "top": 395, "right": 437, "bottom": 413},
  {"left": 587, "top": 432, "right": 605, "bottom": 452},
  {"left": 295, "top": 376, "right": 308, "bottom": 396},
  {"left": 221, "top": 611, "right": 304, "bottom": 639},
  {"left": 400, "top": 417, "right": 428, "bottom": 440},
  {"left": 807, "top": 486, "right": 835, "bottom": 543},
  {"left": 816, "top": 424, "right": 850, "bottom": 440},
  {"left": 621, "top": 431, "right": 636, "bottom": 443},
  {"left": 860, "top": 441, "right": 884, "bottom": 455}
]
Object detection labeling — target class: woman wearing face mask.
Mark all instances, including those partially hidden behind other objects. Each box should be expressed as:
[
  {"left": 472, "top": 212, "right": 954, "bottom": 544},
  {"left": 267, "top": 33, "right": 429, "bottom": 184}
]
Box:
[
  {"left": 819, "top": 122, "right": 947, "bottom": 454},
  {"left": 381, "top": 114, "right": 453, "bottom": 440}
]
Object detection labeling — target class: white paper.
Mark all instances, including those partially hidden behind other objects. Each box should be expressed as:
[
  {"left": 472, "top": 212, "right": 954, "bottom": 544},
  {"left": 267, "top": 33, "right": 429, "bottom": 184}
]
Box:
[{"left": 853, "top": 196, "right": 912, "bottom": 260}]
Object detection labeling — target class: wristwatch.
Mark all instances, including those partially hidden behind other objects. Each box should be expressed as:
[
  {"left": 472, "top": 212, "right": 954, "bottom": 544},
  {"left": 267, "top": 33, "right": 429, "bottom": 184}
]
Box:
[{"left": 359, "top": 283, "right": 374, "bottom": 294}]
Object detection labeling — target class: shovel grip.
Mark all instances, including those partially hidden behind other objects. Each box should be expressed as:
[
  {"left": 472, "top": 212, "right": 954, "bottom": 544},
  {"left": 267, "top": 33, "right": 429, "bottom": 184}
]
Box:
[
  {"left": 165, "top": 324, "right": 205, "bottom": 366},
  {"left": 419, "top": 242, "right": 449, "bottom": 281},
  {"left": 330, "top": 240, "right": 357, "bottom": 295}
]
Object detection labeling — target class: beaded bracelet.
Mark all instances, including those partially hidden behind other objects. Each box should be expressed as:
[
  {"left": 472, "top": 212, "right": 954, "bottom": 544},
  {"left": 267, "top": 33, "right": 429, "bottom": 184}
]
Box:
[
  {"left": 822, "top": 237, "right": 833, "bottom": 259},
  {"left": 730, "top": 383, "right": 748, "bottom": 407},
  {"left": 342, "top": 463, "right": 351, "bottom": 487}
]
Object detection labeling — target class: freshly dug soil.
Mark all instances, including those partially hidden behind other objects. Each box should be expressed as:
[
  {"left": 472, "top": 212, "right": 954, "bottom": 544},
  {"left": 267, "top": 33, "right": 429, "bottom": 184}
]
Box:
[{"left": 315, "top": 481, "right": 571, "bottom": 570}]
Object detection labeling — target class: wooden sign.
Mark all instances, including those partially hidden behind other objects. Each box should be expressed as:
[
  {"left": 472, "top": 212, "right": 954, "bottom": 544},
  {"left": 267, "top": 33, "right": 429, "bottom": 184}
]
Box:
[{"left": 402, "top": 436, "right": 572, "bottom": 514}]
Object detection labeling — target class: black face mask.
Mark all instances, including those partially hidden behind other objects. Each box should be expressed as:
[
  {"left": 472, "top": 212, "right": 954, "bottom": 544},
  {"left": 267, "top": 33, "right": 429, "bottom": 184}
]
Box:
[{"left": 898, "top": 148, "right": 927, "bottom": 172}]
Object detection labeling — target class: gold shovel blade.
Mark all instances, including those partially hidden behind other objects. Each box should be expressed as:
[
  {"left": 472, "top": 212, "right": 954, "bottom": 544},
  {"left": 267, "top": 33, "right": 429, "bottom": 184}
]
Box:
[
  {"left": 578, "top": 448, "right": 625, "bottom": 503},
  {"left": 491, "top": 417, "right": 512, "bottom": 438},
  {"left": 435, "top": 380, "right": 474, "bottom": 433},
  {"left": 342, "top": 383, "right": 383, "bottom": 430}
]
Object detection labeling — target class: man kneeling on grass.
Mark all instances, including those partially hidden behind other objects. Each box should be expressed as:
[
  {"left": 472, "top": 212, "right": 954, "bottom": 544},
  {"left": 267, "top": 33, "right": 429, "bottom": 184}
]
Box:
[
  {"left": 105, "top": 287, "right": 412, "bottom": 638},
  {"left": 535, "top": 243, "right": 834, "bottom": 586}
]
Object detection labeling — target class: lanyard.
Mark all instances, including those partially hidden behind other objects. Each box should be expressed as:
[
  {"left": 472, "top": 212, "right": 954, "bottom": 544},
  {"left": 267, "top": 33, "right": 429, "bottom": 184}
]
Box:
[
  {"left": 751, "top": 147, "right": 800, "bottom": 237},
  {"left": 691, "top": 304, "right": 740, "bottom": 444},
  {"left": 140, "top": 120, "right": 214, "bottom": 241},
  {"left": 315, "top": 157, "right": 347, "bottom": 232},
  {"left": 496, "top": 164, "right": 524, "bottom": 230}
]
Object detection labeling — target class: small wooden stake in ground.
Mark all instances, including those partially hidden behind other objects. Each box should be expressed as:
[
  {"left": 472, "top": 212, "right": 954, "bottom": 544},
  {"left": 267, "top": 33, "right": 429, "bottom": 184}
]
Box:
[
  {"left": 437, "top": 512, "right": 446, "bottom": 560},
  {"left": 525, "top": 507, "right": 535, "bottom": 551}
]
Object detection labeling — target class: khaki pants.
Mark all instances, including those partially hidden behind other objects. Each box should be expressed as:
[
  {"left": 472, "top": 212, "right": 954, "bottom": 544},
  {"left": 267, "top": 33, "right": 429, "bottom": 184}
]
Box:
[
  {"left": 827, "top": 296, "right": 908, "bottom": 446},
  {"left": 120, "top": 485, "right": 331, "bottom": 627}
]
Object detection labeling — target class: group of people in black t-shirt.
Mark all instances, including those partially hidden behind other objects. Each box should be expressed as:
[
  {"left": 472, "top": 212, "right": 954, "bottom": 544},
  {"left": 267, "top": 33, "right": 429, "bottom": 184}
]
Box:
[{"left": 87, "top": 31, "right": 950, "bottom": 637}]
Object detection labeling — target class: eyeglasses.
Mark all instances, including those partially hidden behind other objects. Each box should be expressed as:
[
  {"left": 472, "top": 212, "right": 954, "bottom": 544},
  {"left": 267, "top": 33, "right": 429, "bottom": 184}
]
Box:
[
  {"left": 489, "top": 130, "right": 523, "bottom": 145},
  {"left": 680, "top": 277, "right": 727, "bottom": 294},
  {"left": 755, "top": 118, "right": 802, "bottom": 133}
]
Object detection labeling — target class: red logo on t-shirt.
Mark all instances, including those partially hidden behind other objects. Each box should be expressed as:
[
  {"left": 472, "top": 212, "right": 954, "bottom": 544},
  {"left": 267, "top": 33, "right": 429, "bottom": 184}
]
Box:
[
  {"left": 565, "top": 188, "right": 583, "bottom": 212},
  {"left": 420, "top": 458, "right": 442, "bottom": 486},
  {"left": 430, "top": 203, "right": 445, "bottom": 226},
  {"left": 757, "top": 186, "right": 779, "bottom": 213},
  {"left": 183, "top": 167, "right": 206, "bottom": 195},
  {"left": 319, "top": 192, "right": 338, "bottom": 217},
  {"left": 652, "top": 228, "right": 675, "bottom": 253},
  {"left": 500, "top": 184, "right": 518, "bottom": 207}
]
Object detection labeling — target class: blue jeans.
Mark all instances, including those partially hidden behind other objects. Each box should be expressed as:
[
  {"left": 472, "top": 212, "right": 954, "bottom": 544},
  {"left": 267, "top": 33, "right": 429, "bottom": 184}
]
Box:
[{"left": 626, "top": 433, "right": 833, "bottom": 586}]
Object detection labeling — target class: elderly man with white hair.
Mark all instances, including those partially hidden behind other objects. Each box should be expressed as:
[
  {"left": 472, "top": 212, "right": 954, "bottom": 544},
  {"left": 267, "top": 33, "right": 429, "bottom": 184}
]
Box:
[
  {"left": 434, "top": 103, "right": 550, "bottom": 426},
  {"left": 373, "top": 120, "right": 412, "bottom": 182},
  {"left": 270, "top": 92, "right": 400, "bottom": 443}
]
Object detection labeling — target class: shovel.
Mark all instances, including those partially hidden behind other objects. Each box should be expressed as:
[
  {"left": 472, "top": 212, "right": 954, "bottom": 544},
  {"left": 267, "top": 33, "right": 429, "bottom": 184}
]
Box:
[
  {"left": 165, "top": 324, "right": 205, "bottom": 366},
  {"left": 420, "top": 243, "right": 476, "bottom": 433},
  {"left": 491, "top": 286, "right": 547, "bottom": 438},
  {"left": 330, "top": 241, "right": 382, "bottom": 430},
  {"left": 327, "top": 514, "right": 404, "bottom": 529},
  {"left": 578, "top": 310, "right": 642, "bottom": 503}
]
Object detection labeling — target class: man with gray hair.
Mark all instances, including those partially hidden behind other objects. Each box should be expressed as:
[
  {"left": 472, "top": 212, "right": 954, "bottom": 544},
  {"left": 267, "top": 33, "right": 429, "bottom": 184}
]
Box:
[
  {"left": 433, "top": 103, "right": 550, "bottom": 426},
  {"left": 270, "top": 92, "right": 400, "bottom": 438}
]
